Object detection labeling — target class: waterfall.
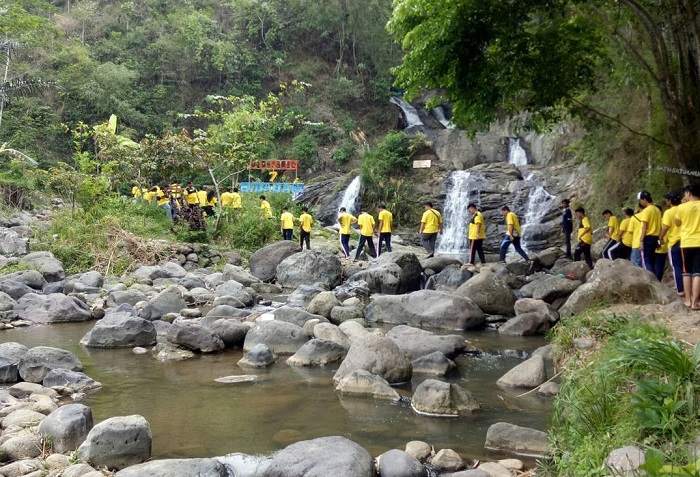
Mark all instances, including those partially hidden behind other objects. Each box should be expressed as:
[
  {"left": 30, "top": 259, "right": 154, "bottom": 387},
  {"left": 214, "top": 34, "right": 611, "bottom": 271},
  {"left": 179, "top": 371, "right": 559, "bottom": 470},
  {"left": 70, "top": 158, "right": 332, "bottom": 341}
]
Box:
[
  {"left": 390, "top": 96, "right": 424, "bottom": 132},
  {"left": 521, "top": 173, "right": 557, "bottom": 252},
  {"left": 436, "top": 170, "right": 488, "bottom": 259},
  {"left": 508, "top": 137, "right": 528, "bottom": 166},
  {"left": 339, "top": 175, "right": 361, "bottom": 215},
  {"left": 431, "top": 107, "right": 456, "bottom": 129}
]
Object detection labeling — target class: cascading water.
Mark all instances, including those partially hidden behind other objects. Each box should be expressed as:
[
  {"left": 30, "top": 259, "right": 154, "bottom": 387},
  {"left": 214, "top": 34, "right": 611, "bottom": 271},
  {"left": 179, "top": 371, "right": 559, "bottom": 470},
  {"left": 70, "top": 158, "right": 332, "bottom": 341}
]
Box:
[
  {"left": 390, "top": 96, "right": 424, "bottom": 132},
  {"left": 339, "top": 175, "right": 361, "bottom": 215},
  {"left": 521, "top": 173, "right": 557, "bottom": 252},
  {"left": 436, "top": 170, "right": 488, "bottom": 259},
  {"left": 508, "top": 137, "right": 528, "bottom": 166},
  {"left": 431, "top": 106, "right": 455, "bottom": 129}
]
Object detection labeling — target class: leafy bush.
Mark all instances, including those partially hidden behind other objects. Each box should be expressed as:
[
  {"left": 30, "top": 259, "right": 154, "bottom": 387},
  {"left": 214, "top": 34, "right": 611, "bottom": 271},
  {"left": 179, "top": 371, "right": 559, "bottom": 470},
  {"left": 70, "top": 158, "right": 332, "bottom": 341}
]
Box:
[
  {"left": 333, "top": 143, "right": 355, "bottom": 166},
  {"left": 292, "top": 131, "right": 318, "bottom": 169}
]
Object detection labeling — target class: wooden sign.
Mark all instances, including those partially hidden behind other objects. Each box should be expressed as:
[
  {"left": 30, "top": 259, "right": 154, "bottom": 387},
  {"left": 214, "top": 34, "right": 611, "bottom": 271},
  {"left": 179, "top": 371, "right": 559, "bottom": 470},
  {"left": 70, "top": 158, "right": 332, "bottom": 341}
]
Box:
[{"left": 413, "top": 160, "right": 432, "bottom": 169}]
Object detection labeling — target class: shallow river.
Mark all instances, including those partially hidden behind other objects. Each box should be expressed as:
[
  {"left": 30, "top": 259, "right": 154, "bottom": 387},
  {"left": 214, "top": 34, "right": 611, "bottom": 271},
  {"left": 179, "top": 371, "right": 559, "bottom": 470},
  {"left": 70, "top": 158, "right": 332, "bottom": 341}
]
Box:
[{"left": 2, "top": 322, "right": 552, "bottom": 460}]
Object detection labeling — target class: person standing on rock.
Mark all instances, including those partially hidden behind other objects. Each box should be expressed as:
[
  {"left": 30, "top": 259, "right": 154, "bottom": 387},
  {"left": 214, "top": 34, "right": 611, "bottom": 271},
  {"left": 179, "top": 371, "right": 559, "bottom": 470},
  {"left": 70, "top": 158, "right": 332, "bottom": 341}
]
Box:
[
  {"left": 259, "top": 195, "right": 273, "bottom": 218},
  {"left": 355, "top": 208, "right": 377, "bottom": 260},
  {"left": 612, "top": 208, "right": 635, "bottom": 260},
  {"left": 280, "top": 206, "right": 294, "bottom": 241},
  {"left": 338, "top": 207, "right": 357, "bottom": 259},
  {"left": 674, "top": 183, "right": 700, "bottom": 308},
  {"left": 298, "top": 207, "right": 313, "bottom": 250},
  {"left": 377, "top": 204, "right": 393, "bottom": 255},
  {"left": 637, "top": 191, "right": 662, "bottom": 274},
  {"left": 601, "top": 210, "right": 620, "bottom": 260},
  {"left": 419, "top": 202, "right": 443, "bottom": 258},
  {"left": 467, "top": 203, "right": 486, "bottom": 265},
  {"left": 659, "top": 191, "right": 683, "bottom": 294},
  {"left": 561, "top": 199, "right": 574, "bottom": 259},
  {"left": 574, "top": 207, "right": 593, "bottom": 268},
  {"left": 629, "top": 206, "right": 644, "bottom": 268},
  {"left": 499, "top": 206, "right": 529, "bottom": 263}
]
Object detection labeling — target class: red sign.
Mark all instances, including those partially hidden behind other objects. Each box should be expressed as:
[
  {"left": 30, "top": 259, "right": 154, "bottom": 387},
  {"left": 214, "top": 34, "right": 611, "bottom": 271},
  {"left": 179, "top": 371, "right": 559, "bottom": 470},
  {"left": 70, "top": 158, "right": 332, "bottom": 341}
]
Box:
[{"left": 249, "top": 159, "right": 298, "bottom": 171}]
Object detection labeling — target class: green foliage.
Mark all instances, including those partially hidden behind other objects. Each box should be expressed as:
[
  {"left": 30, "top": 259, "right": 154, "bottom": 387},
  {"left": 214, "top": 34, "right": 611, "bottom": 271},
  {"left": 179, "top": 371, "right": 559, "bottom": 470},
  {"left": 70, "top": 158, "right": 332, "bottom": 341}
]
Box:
[
  {"left": 333, "top": 142, "right": 355, "bottom": 166},
  {"left": 291, "top": 131, "right": 318, "bottom": 168}
]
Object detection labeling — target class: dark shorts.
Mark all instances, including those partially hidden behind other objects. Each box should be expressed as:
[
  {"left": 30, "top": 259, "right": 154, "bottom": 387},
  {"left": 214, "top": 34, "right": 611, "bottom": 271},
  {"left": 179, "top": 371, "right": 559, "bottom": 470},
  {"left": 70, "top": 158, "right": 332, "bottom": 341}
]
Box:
[{"left": 681, "top": 247, "right": 700, "bottom": 276}]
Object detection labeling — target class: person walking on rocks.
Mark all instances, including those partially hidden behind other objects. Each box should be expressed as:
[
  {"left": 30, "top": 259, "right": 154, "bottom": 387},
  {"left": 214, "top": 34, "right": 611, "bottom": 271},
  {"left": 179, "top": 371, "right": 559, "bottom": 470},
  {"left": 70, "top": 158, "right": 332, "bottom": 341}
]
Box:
[
  {"left": 419, "top": 202, "right": 443, "bottom": 258},
  {"left": 298, "top": 207, "right": 313, "bottom": 250},
  {"left": 561, "top": 199, "right": 574, "bottom": 259},
  {"left": 499, "top": 206, "right": 529, "bottom": 263},
  {"left": 377, "top": 204, "right": 393, "bottom": 255},
  {"left": 629, "top": 206, "right": 644, "bottom": 268},
  {"left": 574, "top": 207, "right": 593, "bottom": 268},
  {"left": 355, "top": 208, "right": 377, "bottom": 260},
  {"left": 467, "top": 203, "right": 486, "bottom": 265},
  {"left": 612, "top": 208, "right": 634, "bottom": 260},
  {"left": 659, "top": 191, "right": 683, "bottom": 294},
  {"left": 338, "top": 207, "right": 357, "bottom": 259},
  {"left": 674, "top": 183, "right": 700, "bottom": 308},
  {"left": 637, "top": 191, "right": 662, "bottom": 274},
  {"left": 280, "top": 206, "right": 294, "bottom": 241},
  {"left": 601, "top": 210, "right": 620, "bottom": 260}
]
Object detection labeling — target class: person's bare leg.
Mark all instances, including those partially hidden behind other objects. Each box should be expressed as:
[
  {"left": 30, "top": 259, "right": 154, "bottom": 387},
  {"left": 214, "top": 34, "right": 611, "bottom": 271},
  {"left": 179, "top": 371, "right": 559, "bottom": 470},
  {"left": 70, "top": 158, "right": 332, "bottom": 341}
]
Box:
[
  {"left": 684, "top": 276, "right": 692, "bottom": 307},
  {"left": 692, "top": 276, "right": 700, "bottom": 309}
]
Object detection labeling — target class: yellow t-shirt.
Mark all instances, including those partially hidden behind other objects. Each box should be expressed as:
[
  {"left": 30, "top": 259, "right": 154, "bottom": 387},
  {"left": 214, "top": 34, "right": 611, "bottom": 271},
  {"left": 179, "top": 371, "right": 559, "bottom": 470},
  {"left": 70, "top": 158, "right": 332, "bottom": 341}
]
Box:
[
  {"left": 260, "top": 200, "right": 272, "bottom": 218},
  {"left": 631, "top": 214, "right": 643, "bottom": 249},
  {"left": 639, "top": 204, "right": 662, "bottom": 236},
  {"left": 170, "top": 184, "right": 182, "bottom": 199},
  {"left": 662, "top": 206, "right": 680, "bottom": 247},
  {"left": 280, "top": 211, "right": 294, "bottom": 229},
  {"left": 131, "top": 186, "right": 142, "bottom": 198},
  {"left": 421, "top": 209, "right": 443, "bottom": 234},
  {"left": 357, "top": 212, "right": 375, "bottom": 236},
  {"left": 156, "top": 191, "right": 170, "bottom": 206},
  {"left": 221, "top": 192, "right": 234, "bottom": 207},
  {"left": 299, "top": 213, "right": 313, "bottom": 232},
  {"left": 230, "top": 192, "right": 242, "bottom": 209},
  {"left": 143, "top": 191, "right": 156, "bottom": 204},
  {"left": 185, "top": 189, "right": 199, "bottom": 205},
  {"left": 338, "top": 213, "right": 356, "bottom": 235},
  {"left": 207, "top": 196, "right": 217, "bottom": 207},
  {"left": 607, "top": 216, "right": 620, "bottom": 240},
  {"left": 578, "top": 216, "right": 593, "bottom": 245},
  {"left": 675, "top": 200, "right": 700, "bottom": 248},
  {"left": 196, "top": 190, "right": 208, "bottom": 206},
  {"left": 506, "top": 212, "right": 522, "bottom": 236},
  {"left": 468, "top": 211, "right": 486, "bottom": 240},
  {"left": 619, "top": 218, "right": 633, "bottom": 247},
  {"left": 378, "top": 210, "right": 393, "bottom": 233}
]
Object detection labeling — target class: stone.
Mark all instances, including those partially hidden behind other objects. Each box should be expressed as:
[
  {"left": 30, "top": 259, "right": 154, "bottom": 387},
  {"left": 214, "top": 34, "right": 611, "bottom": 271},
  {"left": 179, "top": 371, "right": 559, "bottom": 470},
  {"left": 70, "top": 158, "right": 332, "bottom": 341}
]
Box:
[
  {"left": 60, "top": 463, "right": 98, "bottom": 477},
  {"left": 43, "top": 369, "right": 101, "bottom": 393},
  {"left": 2, "top": 409, "right": 46, "bottom": 428},
  {"left": 386, "top": 325, "right": 466, "bottom": 359},
  {"left": 605, "top": 445, "right": 645, "bottom": 477},
  {"left": 277, "top": 250, "right": 343, "bottom": 289},
  {"left": 0, "top": 269, "right": 46, "bottom": 289},
  {"left": 378, "top": 449, "right": 427, "bottom": 477},
  {"left": 148, "top": 286, "right": 187, "bottom": 320},
  {"left": 425, "top": 265, "right": 473, "bottom": 292},
  {"left": 446, "top": 470, "right": 492, "bottom": 477},
  {"left": 14, "top": 293, "right": 92, "bottom": 324},
  {"left": 369, "top": 252, "right": 424, "bottom": 292},
  {"left": 107, "top": 290, "right": 147, "bottom": 307},
  {"left": 249, "top": 241, "right": 302, "bottom": 282},
  {"left": 18, "top": 347, "right": 83, "bottom": 383},
  {"left": 115, "top": 458, "right": 229, "bottom": 477},
  {"left": 335, "top": 369, "right": 400, "bottom": 400},
  {"left": 333, "top": 334, "right": 412, "bottom": 385},
  {"left": 520, "top": 275, "right": 581, "bottom": 303},
  {"left": 29, "top": 393, "right": 58, "bottom": 414},
  {"left": 560, "top": 259, "right": 678, "bottom": 316},
  {"left": 411, "top": 379, "right": 480, "bottom": 416},
  {"left": 179, "top": 274, "right": 206, "bottom": 290},
  {"left": 411, "top": 352, "right": 457, "bottom": 376},
  {"left": 330, "top": 305, "right": 365, "bottom": 324},
  {"left": 421, "top": 256, "right": 462, "bottom": 273},
  {"left": 498, "top": 458, "right": 524, "bottom": 471},
  {"left": 484, "top": 422, "right": 550, "bottom": 459},
  {"left": 45, "top": 453, "right": 71, "bottom": 469},
  {"left": 455, "top": 270, "right": 515, "bottom": 315},
  {"left": 0, "top": 228, "right": 29, "bottom": 256},
  {"left": 553, "top": 260, "right": 591, "bottom": 282},
  {"left": 496, "top": 356, "right": 547, "bottom": 389},
  {"left": 238, "top": 343, "right": 276, "bottom": 368},
  {"left": 347, "top": 263, "right": 405, "bottom": 295},
  {"left": 167, "top": 321, "right": 225, "bottom": 353},
  {"left": 513, "top": 298, "right": 559, "bottom": 321},
  {"left": 272, "top": 306, "right": 328, "bottom": 327},
  {"left": 0, "top": 459, "right": 42, "bottom": 476},
  {"left": 532, "top": 344, "right": 554, "bottom": 360},
  {"left": 0, "top": 290, "right": 17, "bottom": 311},
  {"left": 20, "top": 251, "right": 65, "bottom": 282},
  {"left": 405, "top": 441, "right": 432, "bottom": 462},
  {"left": 8, "top": 382, "right": 55, "bottom": 399},
  {"left": 243, "top": 321, "right": 311, "bottom": 355},
  {"left": 154, "top": 343, "right": 195, "bottom": 362},
  {"left": 306, "top": 291, "right": 341, "bottom": 318},
  {"left": 365, "top": 290, "right": 486, "bottom": 331},
  {"left": 215, "top": 281, "right": 253, "bottom": 307},
  {"left": 207, "top": 319, "right": 248, "bottom": 348},
  {"left": 334, "top": 280, "right": 371, "bottom": 302},
  {"left": 222, "top": 264, "right": 260, "bottom": 287},
  {"left": 81, "top": 311, "right": 156, "bottom": 348},
  {"left": 224, "top": 251, "right": 244, "bottom": 266},
  {"left": 0, "top": 280, "right": 34, "bottom": 300},
  {"left": 38, "top": 404, "right": 93, "bottom": 453},
  {"left": 477, "top": 462, "right": 512, "bottom": 477},
  {"left": 313, "top": 323, "right": 351, "bottom": 349},
  {"left": 286, "top": 339, "right": 347, "bottom": 366},
  {"left": 0, "top": 342, "right": 28, "bottom": 383},
  {"left": 162, "top": 261, "right": 187, "bottom": 279},
  {"left": 0, "top": 434, "right": 42, "bottom": 460},
  {"left": 498, "top": 313, "right": 551, "bottom": 336},
  {"left": 78, "top": 271, "right": 104, "bottom": 288},
  {"left": 431, "top": 449, "right": 465, "bottom": 472},
  {"left": 130, "top": 265, "right": 165, "bottom": 281},
  {"left": 76, "top": 415, "right": 152, "bottom": 470},
  {"left": 537, "top": 381, "right": 560, "bottom": 397},
  {"left": 261, "top": 436, "right": 374, "bottom": 477},
  {"left": 339, "top": 321, "right": 371, "bottom": 343},
  {"left": 286, "top": 284, "right": 326, "bottom": 308}
]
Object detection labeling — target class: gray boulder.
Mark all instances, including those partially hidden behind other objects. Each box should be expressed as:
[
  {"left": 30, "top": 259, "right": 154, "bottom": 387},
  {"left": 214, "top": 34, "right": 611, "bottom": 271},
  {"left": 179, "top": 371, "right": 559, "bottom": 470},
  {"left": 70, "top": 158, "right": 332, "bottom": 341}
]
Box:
[
  {"left": 514, "top": 298, "right": 559, "bottom": 321},
  {"left": 334, "top": 280, "right": 371, "bottom": 302},
  {"left": 0, "top": 290, "right": 17, "bottom": 311},
  {"left": 378, "top": 449, "right": 427, "bottom": 477},
  {"left": 313, "top": 323, "right": 351, "bottom": 349},
  {"left": 455, "top": 270, "right": 515, "bottom": 315},
  {"left": 553, "top": 260, "right": 591, "bottom": 282},
  {"left": 272, "top": 306, "right": 328, "bottom": 327},
  {"left": 207, "top": 319, "right": 248, "bottom": 348},
  {"left": 369, "top": 252, "right": 423, "bottom": 292},
  {"left": 425, "top": 265, "right": 473, "bottom": 292},
  {"left": 107, "top": 289, "right": 147, "bottom": 307},
  {"left": 496, "top": 355, "right": 547, "bottom": 388},
  {"left": 348, "top": 262, "right": 405, "bottom": 295},
  {"left": 520, "top": 275, "right": 581, "bottom": 303},
  {"left": 167, "top": 321, "right": 225, "bottom": 353},
  {"left": 0, "top": 342, "right": 28, "bottom": 383},
  {"left": 0, "top": 269, "right": 46, "bottom": 289},
  {"left": 333, "top": 334, "right": 412, "bottom": 385},
  {"left": 43, "top": 369, "right": 102, "bottom": 393},
  {"left": 115, "top": 458, "right": 229, "bottom": 477},
  {"left": 286, "top": 339, "right": 347, "bottom": 366},
  {"left": 238, "top": 343, "right": 276, "bottom": 368},
  {"left": 0, "top": 280, "right": 34, "bottom": 300},
  {"left": 498, "top": 313, "right": 551, "bottom": 336},
  {"left": 14, "top": 293, "right": 93, "bottom": 324},
  {"left": 38, "top": 403, "right": 94, "bottom": 453},
  {"left": 605, "top": 446, "right": 645, "bottom": 477},
  {"left": 249, "top": 241, "right": 302, "bottom": 282},
  {"left": 306, "top": 291, "right": 341, "bottom": 318},
  {"left": 148, "top": 286, "right": 187, "bottom": 320},
  {"left": 286, "top": 284, "right": 326, "bottom": 308},
  {"left": 76, "top": 415, "right": 152, "bottom": 470},
  {"left": 365, "top": 290, "right": 485, "bottom": 331},
  {"left": 386, "top": 325, "right": 465, "bottom": 359},
  {"left": 215, "top": 280, "right": 254, "bottom": 306},
  {"left": 20, "top": 251, "right": 65, "bottom": 282},
  {"left": 19, "top": 346, "right": 83, "bottom": 383},
  {"left": 179, "top": 273, "right": 206, "bottom": 290},
  {"left": 277, "top": 250, "right": 342, "bottom": 289},
  {"left": 431, "top": 449, "right": 466, "bottom": 472},
  {"left": 130, "top": 265, "right": 166, "bottom": 282},
  {"left": 411, "top": 351, "right": 457, "bottom": 376},
  {"left": 330, "top": 305, "right": 365, "bottom": 324},
  {"left": 81, "top": 311, "right": 156, "bottom": 348},
  {"left": 222, "top": 264, "right": 260, "bottom": 287},
  {"left": 262, "top": 436, "right": 374, "bottom": 477},
  {"left": 0, "top": 433, "right": 42, "bottom": 460},
  {"left": 421, "top": 256, "right": 462, "bottom": 273},
  {"left": 411, "top": 379, "right": 480, "bottom": 416},
  {"left": 244, "top": 321, "right": 311, "bottom": 355},
  {"left": 79, "top": 271, "right": 104, "bottom": 288},
  {"left": 335, "top": 369, "right": 400, "bottom": 400},
  {"left": 162, "top": 261, "right": 188, "bottom": 279},
  {"left": 0, "top": 227, "right": 29, "bottom": 256},
  {"left": 484, "top": 422, "right": 550, "bottom": 459}
]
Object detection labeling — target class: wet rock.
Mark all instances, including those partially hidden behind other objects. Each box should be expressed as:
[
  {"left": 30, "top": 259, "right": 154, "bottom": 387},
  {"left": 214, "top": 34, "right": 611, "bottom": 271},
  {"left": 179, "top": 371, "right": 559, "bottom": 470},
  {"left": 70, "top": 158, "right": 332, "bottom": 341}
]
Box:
[
  {"left": 249, "top": 242, "right": 302, "bottom": 282},
  {"left": 207, "top": 319, "right": 248, "bottom": 348},
  {"left": 477, "top": 462, "right": 512, "bottom": 477},
  {"left": 329, "top": 305, "right": 365, "bottom": 324},
  {"left": 76, "top": 415, "right": 152, "bottom": 470},
  {"left": 286, "top": 339, "right": 347, "bottom": 366},
  {"left": 411, "top": 379, "right": 480, "bottom": 416},
  {"left": 14, "top": 293, "right": 93, "bottom": 324},
  {"left": 81, "top": 311, "right": 156, "bottom": 348},
  {"left": 369, "top": 252, "right": 423, "bottom": 292},
  {"left": 484, "top": 422, "right": 550, "bottom": 459},
  {"left": 154, "top": 343, "right": 195, "bottom": 362},
  {"left": 335, "top": 369, "right": 400, "bottom": 400},
  {"left": 167, "top": 321, "right": 224, "bottom": 353},
  {"left": 18, "top": 346, "right": 83, "bottom": 383},
  {"left": 306, "top": 291, "right": 341, "bottom": 318},
  {"left": 537, "top": 381, "right": 560, "bottom": 397},
  {"left": 425, "top": 265, "right": 473, "bottom": 292},
  {"left": 333, "top": 334, "right": 412, "bottom": 385},
  {"left": 496, "top": 355, "right": 547, "bottom": 388},
  {"left": 313, "top": 323, "right": 351, "bottom": 349},
  {"left": 286, "top": 284, "right": 326, "bottom": 308},
  {"left": 20, "top": 251, "right": 65, "bottom": 282},
  {"left": 378, "top": 449, "right": 427, "bottom": 477},
  {"left": 411, "top": 351, "right": 457, "bottom": 376},
  {"left": 498, "top": 312, "right": 551, "bottom": 336},
  {"left": 43, "top": 369, "right": 101, "bottom": 393},
  {"left": 455, "top": 269, "right": 515, "bottom": 315},
  {"left": 115, "top": 458, "right": 229, "bottom": 477},
  {"left": 148, "top": 286, "right": 187, "bottom": 320},
  {"left": 386, "top": 325, "right": 466, "bottom": 359},
  {"left": 431, "top": 449, "right": 466, "bottom": 472},
  {"left": 243, "top": 321, "right": 311, "bottom": 355},
  {"left": 277, "top": 250, "right": 343, "bottom": 289},
  {"left": 0, "top": 342, "right": 28, "bottom": 383},
  {"left": 405, "top": 441, "right": 432, "bottom": 462},
  {"left": 238, "top": 343, "right": 276, "bottom": 368},
  {"left": 272, "top": 306, "right": 328, "bottom": 327},
  {"left": 605, "top": 446, "right": 645, "bottom": 477},
  {"left": 334, "top": 280, "right": 371, "bottom": 302},
  {"left": 38, "top": 404, "right": 94, "bottom": 453}
]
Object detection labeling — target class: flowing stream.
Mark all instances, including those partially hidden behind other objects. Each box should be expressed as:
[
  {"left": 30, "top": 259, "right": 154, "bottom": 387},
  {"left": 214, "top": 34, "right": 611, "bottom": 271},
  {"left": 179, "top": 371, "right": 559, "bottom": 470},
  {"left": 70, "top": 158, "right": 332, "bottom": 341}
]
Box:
[
  {"left": 339, "top": 175, "right": 361, "bottom": 216},
  {"left": 508, "top": 138, "right": 528, "bottom": 167},
  {"left": 521, "top": 173, "right": 557, "bottom": 253},
  {"left": 390, "top": 97, "right": 424, "bottom": 132}
]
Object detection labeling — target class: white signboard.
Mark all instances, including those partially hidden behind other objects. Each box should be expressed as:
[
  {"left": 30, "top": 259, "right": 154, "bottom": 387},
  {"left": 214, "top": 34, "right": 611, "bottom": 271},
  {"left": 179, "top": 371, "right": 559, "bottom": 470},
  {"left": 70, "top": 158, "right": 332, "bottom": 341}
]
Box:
[{"left": 413, "top": 160, "right": 432, "bottom": 169}]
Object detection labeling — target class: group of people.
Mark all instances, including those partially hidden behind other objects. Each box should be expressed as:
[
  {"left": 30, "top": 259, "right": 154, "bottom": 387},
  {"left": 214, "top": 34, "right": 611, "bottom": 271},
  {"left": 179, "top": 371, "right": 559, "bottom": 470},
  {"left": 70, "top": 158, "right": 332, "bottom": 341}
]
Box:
[{"left": 337, "top": 205, "right": 394, "bottom": 260}]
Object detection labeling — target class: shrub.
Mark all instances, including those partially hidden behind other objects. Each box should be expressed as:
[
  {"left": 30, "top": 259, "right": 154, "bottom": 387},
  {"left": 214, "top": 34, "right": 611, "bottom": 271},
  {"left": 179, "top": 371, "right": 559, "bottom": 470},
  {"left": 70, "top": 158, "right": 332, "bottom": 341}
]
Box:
[
  {"left": 333, "top": 143, "right": 355, "bottom": 166},
  {"left": 292, "top": 131, "right": 318, "bottom": 169}
]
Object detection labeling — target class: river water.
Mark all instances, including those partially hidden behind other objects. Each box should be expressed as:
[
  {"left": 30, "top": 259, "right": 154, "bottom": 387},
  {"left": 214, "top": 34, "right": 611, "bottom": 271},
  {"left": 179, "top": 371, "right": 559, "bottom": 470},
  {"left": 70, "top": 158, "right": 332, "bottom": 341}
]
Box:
[{"left": 2, "top": 322, "right": 551, "bottom": 460}]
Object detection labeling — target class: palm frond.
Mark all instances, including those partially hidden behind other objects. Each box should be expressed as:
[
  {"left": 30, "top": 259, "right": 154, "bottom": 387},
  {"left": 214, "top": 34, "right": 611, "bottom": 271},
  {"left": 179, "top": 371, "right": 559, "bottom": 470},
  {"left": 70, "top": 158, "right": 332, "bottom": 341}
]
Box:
[
  {"left": 0, "top": 143, "right": 38, "bottom": 165},
  {"left": 0, "top": 39, "right": 21, "bottom": 62},
  {"left": 0, "top": 77, "right": 54, "bottom": 105}
]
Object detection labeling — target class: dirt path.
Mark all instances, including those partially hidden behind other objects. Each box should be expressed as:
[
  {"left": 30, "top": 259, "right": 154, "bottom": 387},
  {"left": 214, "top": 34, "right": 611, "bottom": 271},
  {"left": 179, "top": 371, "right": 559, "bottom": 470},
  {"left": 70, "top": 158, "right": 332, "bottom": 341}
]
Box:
[{"left": 602, "top": 301, "right": 700, "bottom": 346}]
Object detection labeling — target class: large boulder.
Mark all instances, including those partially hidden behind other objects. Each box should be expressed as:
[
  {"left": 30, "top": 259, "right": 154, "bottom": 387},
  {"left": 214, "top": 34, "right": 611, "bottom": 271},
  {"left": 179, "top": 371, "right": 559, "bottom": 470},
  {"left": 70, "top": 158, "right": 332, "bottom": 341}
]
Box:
[
  {"left": 347, "top": 263, "right": 405, "bottom": 295},
  {"left": 411, "top": 351, "right": 457, "bottom": 376},
  {"left": 115, "top": 458, "right": 229, "bottom": 477},
  {"left": 81, "top": 311, "right": 156, "bottom": 348},
  {"left": 107, "top": 289, "right": 147, "bottom": 307},
  {"left": 272, "top": 306, "right": 328, "bottom": 327},
  {"left": 0, "top": 269, "right": 46, "bottom": 289},
  {"left": 306, "top": 291, "right": 341, "bottom": 318},
  {"left": 38, "top": 404, "right": 93, "bottom": 453},
  {"left": 519, "top": 275, "right": 581, "bottom": 303},
  {"left": 560, "top": 259, "right": 678, "bottom": 316},
  {"left": 378, "top": 449, "right": 427, "bottom": 477},
  {"left": 18, "top": 346, "right": 83, "bottom": 383},
  {"left": 411, "top": 379, "right": 480, "bottom": 416},
  {"left": 238, "top": 343, "right": 275, "bottom": 368},
  {"left": 421, "top": 256, "right": 463, "bottom": 273},
  {"left": 249, "top": 241, "right": 302, "bottom": 282},
  {"left": 455, "top": 269, "right": 515, "bottom": 315},
  {"left": 261, "top": 436, "right": 374, "bottom": 477},
  {"left": 20, "top": 251, "right": 65, "bottom": 282},
  {"left": 243, "top": 321, "right": 311, "bottom": 355},
  {"left": 0, "top": 342, "right": 28, "bottom": 383},
  {"left": 484, "top": 422, "right": 550, "bottom": 459},
  {"left": 276, "top": 250, "right": 343, "bottom": 289},
  {"left": 386, "top": 326, "right": 465, "bottom": 359},
  {"left": 514, "top": 298, "right": 559, "bottom": 321},
  {"left": 334, "top": 369, "right": 400, "bottom": 400},
  {"left": 0, "top": 228, "right": 29, "bottom": 256},
  {"left": 286, "top": 284, "right": 326, "bottom": 308},
  {"left": 148, "top": 285, "right": 187, "bottom": 320},
  {"left": 43, "top": 369, "right": 102, "bottom": 393},
  {"left": 368, "top": 252, "right": 423, "bottom": 292},
  {"left": 313, "top": 323, "right": 351, "bottom": 349},
  {"left": 498, "top": 313, "right": 551, "bottom": 336},
  {"left": 222, "top": 264, "right": 260, "bottom": 287},
  {"left": 286, "top": 339, "right": 347, "bottom": 366},
  {"left": 425, "top": 265, "right": 473, "bottom": 292},
  {"left": 167, "top": 321, "right": 225, "bottom": 353},
  {"left": 333, "top": 334, "right": 412, "bottom": 385},
  {"left": 496, "top": 355, "right": 547, "bottom": 388},
  {"left": 14, "top": 293, "right": 93, "bottom": 324},
  {"left": 206, "top": 319, "right": 248, "bottom": 348},
  {"left": 76, "top": 415, "right": 152, "bottom": 470},
  {"left": 365, "top": 290, "right": 485, "bottom": 331}
]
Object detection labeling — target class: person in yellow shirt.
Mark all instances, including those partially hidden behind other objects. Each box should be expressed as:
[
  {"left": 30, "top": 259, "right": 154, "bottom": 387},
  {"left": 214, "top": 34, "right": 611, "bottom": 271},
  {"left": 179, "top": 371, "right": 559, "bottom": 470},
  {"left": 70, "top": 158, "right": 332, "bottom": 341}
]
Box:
[
  {"left": 574, "top": 207, "right": 593, "bottom": 268},
  {"left": 221, "top": 189, "right": 234, "bottom": 208},
  {"left": 355, "top": 208, "right": 377, "bottom": 260},
  {"left": 674, "top": 183, "right": 700, "bottom": 308},
  {"left": 185, "top": 182, "right": 199, "bottom": 207},
  {"left": 338, "top": 207, "right": 357, "bottom": 259},
  {"left": 200, "top": 189, "right": 216, "bottom": 217},
  {"left": 499, "top": 206, "right": 529, "bottom": 262},
  {"left": 298, "top": 207, "right": 313, "bottom": 250},
  {"left": 612, "top": 208, "right": 634, "bottom": 260},
  {"left": 467, "top": 203, "right": 486, "bottom": 265},
  {"left": 419, "top": 202, "right": 443, "bottom": 258},
  {"left": 280, "top": 206, "right": 295, "bottom": 240},
  {"left": 601, "top": 210, "right": 620, "bottom": 260},
  {"left": 230, "top": 187, "right": 242, "bottom": 209},
  {"left": 637, "top": 190, "right": 662, "bottom": 273},
  {"left": 629, "top": 206, "right": 643, "bottom": 268},
  {"left": 377, "top": 204, "right": 393, "bottom": 256},
  {"left": 156, "top": 186, "right": 173, "bottom": 220},
  {"left": 259, "top": 195, "right": 273, "bottom": 218},
  {"left": 131, "top": 185, "right": 143, "bottom": 199},
  {"left": 143, "top": 186, "right": 158, "bottom": 205},
  {"left": 659, "top": 191, "right": 683, "bottom": 294}
]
